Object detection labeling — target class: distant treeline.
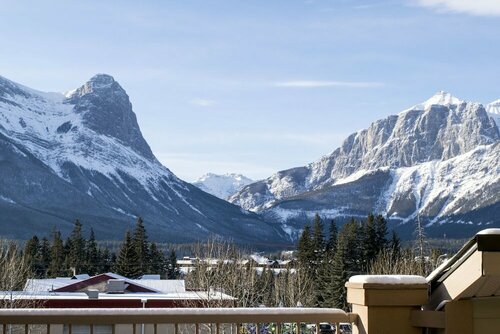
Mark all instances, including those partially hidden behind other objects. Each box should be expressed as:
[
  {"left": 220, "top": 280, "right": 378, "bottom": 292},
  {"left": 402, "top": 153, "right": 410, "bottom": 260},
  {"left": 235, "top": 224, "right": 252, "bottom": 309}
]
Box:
[{"left": 22, "top": 218, "right": 180, "bottom": 279}]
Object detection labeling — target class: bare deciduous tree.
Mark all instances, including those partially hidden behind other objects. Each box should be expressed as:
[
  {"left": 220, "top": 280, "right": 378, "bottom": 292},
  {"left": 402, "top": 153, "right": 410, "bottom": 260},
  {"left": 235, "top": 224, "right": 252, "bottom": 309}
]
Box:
[
  {"left": 0, "top": 239, "right": 39, "bottom": 308},
  {"left": 185, "top": 238, "right": 314, "bottom": 308}
]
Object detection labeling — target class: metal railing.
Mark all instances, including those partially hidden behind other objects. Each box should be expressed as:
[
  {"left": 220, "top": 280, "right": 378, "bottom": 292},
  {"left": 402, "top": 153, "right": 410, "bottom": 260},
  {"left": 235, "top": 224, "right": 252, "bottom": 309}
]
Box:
[{"left": 0, "top": 308, "right": 357, "bottom": 334}]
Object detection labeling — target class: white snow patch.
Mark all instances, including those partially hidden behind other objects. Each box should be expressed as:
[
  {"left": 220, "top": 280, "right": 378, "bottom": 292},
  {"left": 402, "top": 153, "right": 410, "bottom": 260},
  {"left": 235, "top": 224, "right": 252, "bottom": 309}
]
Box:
[
  {"left": 477, "top": 228, "right": 500, "bottom": 235},
  {"left": 0, "top": 195, "right": 16, "bottom": 204},
  {"left": 281, "top": 224, "right": 294, "bottom": 240},
  {"left": 195, "top": 223, "right": 208, "bottom": 232},
  {"left": 333, "top": 169, "right": 370, "bottom": 185},
  {"left": 410, "top": 91, "right": 464, "bottom": 111},
  {"left": 111, "top": 207, "right": 136, "bottom": 218},
  {"left": 349, "top": 275, "right": 427, "bottom": 285}
]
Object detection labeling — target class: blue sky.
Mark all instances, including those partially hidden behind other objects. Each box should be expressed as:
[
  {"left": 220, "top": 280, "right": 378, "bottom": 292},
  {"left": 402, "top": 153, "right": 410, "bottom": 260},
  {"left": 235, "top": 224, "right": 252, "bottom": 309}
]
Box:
[{"left": 1, "top": 0, "right": 499, "bottom": 181}]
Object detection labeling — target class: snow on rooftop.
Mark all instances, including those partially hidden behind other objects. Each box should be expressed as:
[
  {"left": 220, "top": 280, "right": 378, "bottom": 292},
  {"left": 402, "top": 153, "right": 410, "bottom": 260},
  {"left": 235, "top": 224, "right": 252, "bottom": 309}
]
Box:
[
  {"left": 24, "top": 278, "right": 82, "bottom": 292},
  {"left": 0, "top": 291, "right": 235, "bottom": 301},
  {"left": 349, "top": 275, "right": 427, "bottom": 285},
  {"left": 130, "top": 279, "right": 185, "bottom": 293},
  {"left": 477, "top": 228, "right": 500, "bottom": 235}
]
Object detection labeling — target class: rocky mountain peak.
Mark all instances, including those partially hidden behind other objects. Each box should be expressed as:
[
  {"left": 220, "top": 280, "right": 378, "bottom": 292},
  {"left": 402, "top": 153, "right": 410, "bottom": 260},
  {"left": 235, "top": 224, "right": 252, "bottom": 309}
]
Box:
[
  {"left": 88, "top": 73, "right": 115, "bottom": 86},
  {"left": 66, "top": 74, "right": 124, "bottom": 99},
  {"left": 66, "top": 74, "right": 155, "bottom": 160}
]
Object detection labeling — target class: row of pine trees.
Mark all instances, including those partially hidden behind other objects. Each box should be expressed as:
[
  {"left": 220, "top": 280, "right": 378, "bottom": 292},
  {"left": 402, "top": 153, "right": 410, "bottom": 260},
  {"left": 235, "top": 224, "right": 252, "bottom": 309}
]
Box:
[
  {"left": 23, "top": 218, "right": 180, "bottom": 279},
  {"left": 296, "top": 214, "right": 401, "bottom": 309}
]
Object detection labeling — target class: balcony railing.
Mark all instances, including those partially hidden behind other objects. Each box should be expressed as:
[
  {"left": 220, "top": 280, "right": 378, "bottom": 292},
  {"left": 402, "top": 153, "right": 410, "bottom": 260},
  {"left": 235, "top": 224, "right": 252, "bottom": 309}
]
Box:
[{"left": 0, "top": 308, "right": 357, "bottom": 334}]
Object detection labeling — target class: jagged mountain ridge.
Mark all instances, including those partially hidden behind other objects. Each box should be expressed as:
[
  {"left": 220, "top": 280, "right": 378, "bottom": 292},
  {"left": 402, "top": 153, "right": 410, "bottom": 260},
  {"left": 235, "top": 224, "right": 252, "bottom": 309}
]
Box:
[
  {"left": 229, "top": 92, "right": 500, "bottom": 238},
  {"left": 0, "top": 74, "right": 286, "bottom": 244},
  {"left": 193, "top": 173, "right": 254, "bottom": 200}
]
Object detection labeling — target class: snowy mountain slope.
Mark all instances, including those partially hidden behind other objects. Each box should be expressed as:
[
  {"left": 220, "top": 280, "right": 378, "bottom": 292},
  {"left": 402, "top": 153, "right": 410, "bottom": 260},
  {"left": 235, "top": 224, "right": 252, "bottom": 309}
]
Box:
[
  {"left": 0, "top": 74, "right": 286, "bottom": 244},
  {"left": 193, "top": 173, "right": 253, "bottom": 200},
  {"left": 230, "top": 92, "right": 500, "bottom": 238}
]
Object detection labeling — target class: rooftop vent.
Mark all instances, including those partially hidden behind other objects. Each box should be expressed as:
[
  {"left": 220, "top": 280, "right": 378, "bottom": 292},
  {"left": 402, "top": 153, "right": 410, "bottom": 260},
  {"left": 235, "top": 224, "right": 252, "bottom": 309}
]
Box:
[
  {"left": 140, "top": 274, "right": 160, "bottom": 280},
  {"left": 85, "top": 289, "right": 99, "bottom": 299},
  {"left": 106, "top": 279, "right": 129, "bottom": 294}
]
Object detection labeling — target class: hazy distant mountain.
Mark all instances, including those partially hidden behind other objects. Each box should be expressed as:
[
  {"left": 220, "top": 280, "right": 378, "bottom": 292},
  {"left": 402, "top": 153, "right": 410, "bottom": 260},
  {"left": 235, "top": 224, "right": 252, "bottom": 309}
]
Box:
[
  {"left": 193, "top": 173, "right": 254, "bottom": 200},
  {"left": 0, "top": 74, "right": 286, "bottom": 244},
  {"left": 230, "top": 92, "right": 500, "bottom": 239},
  {"left": 487, "top": 99, "right": 500, "bottom": 129}
]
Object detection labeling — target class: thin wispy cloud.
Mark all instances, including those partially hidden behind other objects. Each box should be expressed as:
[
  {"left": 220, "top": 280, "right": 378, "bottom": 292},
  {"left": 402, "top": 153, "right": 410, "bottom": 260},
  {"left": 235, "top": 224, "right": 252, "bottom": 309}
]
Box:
[
  {"left": 273, "top": 80, "right": 384, "bottom": 88},
  {"left": 352, "top": 2, "right": 393, "bottom": 10},
  {"left": 415, "top": 0, "right": 500, "bottom": 16},
  {"left": 190, "top": 98, "right": 217, "bottom": 107}
]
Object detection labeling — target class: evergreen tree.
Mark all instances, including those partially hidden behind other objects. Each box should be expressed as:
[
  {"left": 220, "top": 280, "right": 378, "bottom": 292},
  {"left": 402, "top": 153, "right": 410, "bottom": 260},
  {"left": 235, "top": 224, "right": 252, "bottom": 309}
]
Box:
[
  {"left": 362, "top": 214, "right": 378, "bottom": 270},
  {"left": 100, "top": 248, "right": 114, "bottom": 273},
  {"left": 115, "top": 231, "right": 141, "bottom": 278},
  {"left": 68, "top": 219, "right": 86, "bottom": 275},
  {"left": 331, "top": 219, "right": 361, "bottom": 310},
  {"left": 297, "top": 225, "right": 314, "bottom": 266},
  {"left": 325, "top": 220, "right": 338, "bottom": 255},
  {"left": 389, "top": 230, "right": 402, "bottom": 262},
  {"left": 311, "top": 214, "right": 326, "bottom": 260},
  {"left": 133, "top": 217, "right": 150, "bottom": 274},
  {"left": 40, "top": 237, "right": 51, "bottom": 277},
  {"left": 48, "top": 229, "right": 66, "bottom": 277},
  {"left": 166, "top": 249, "right": 180, "bottom": 279},
  {"left": 330, "top": 238, "right": 349, "bottom": 309},
  {"left": 149, "top": 243, "right": 166, "bottom": 277},
  {"left": 375, "top": 215, "right": 388, "bottom": 250},
  {"left": 24, "top": 236, "right": 43, "bottom": 278},
  {"left": 86, "top": 228, "right": 100, "bottom": 275},
  {"left": 63, "top": 237, "right": 72, "bottom": 275},
  {"left": 317, "top": 220, "right": 338, "bottom": 307}
]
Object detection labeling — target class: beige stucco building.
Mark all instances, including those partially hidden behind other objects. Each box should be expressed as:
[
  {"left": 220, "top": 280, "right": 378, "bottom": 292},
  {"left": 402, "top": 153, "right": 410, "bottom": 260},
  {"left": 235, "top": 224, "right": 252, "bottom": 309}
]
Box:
[{"left": 346, "top": 228, "right": 500, "bottom": 334}]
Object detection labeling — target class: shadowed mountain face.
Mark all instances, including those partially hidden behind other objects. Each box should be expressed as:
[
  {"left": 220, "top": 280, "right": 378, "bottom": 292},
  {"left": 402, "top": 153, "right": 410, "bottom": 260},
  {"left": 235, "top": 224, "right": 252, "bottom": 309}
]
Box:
[
  {"left": 0, "top": 74, "right": 287, "bottom": 245},
  {"left": 230, "top": 92, "right": 500, "bottom": 239}
]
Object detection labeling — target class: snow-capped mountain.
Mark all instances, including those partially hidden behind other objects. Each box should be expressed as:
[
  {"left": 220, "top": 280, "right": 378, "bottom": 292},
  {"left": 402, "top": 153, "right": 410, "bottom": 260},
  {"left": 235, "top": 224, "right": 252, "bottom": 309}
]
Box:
[
  {"left": 487, "top": 99, "right": 500, "bottom": 129},
  {"left": 193, "top": 173, "right": 254, "bottom": 200},
  {"left": 0, "top": 74, "right": 286, "bottom": 244},
  {"left": 229, "top": 92, "right": 500, "bottom": 239}
]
